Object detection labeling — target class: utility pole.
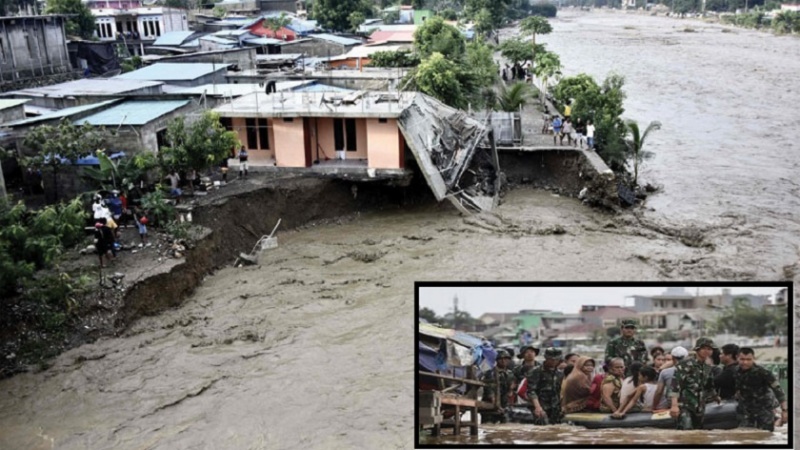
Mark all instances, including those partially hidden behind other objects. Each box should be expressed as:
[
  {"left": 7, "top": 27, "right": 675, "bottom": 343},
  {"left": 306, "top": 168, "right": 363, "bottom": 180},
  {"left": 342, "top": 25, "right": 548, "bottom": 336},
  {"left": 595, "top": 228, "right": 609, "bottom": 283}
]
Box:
[{"left": 453, "top": 294, "right": 459, "bottom": 330}]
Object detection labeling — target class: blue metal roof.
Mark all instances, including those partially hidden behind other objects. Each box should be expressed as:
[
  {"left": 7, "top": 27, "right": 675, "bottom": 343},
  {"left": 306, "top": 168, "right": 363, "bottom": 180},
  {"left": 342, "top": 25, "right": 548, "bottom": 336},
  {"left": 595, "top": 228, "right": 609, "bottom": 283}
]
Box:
[
  {"left": 116, "top": 63, "right": 227, "bottom": 81},
  {"left": 4, "top": 99, "right": 120, "bottom": 128},
  {"left": 244, "top": 37, "right": 283, "bottom": 45},
  {"left": 153, "top": 31, "right": 195, "bottom": 46},
  {"left": 310, "top": 33, "right": 362, "bottom": 46},
  {"left": 75, "top": 100, "right": 190, "bottom": 126},
  {"left": 200, "top": 35, "right": 238, "bottom": 46}
]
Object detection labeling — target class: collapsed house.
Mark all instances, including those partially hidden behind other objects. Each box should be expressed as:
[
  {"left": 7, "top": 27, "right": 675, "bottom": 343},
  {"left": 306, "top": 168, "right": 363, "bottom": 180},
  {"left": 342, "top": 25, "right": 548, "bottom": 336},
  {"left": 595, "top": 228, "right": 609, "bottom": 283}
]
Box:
[{"left": 212, "top": 90, "right": 500, "bottom": 213}]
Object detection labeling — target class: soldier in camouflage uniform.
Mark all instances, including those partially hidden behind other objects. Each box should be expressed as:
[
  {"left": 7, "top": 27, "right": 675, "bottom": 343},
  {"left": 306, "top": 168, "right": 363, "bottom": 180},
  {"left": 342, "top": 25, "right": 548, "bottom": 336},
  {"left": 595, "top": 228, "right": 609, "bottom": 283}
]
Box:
[
  {"left": 669, "top": 338, "right": 719, "bottom": 429},
  {"left": 513, "top": 345, "right": 540, "bottom": 385},
  {"left": 734, "top": 347, "right": 788, "bottom": 431},
  {"left": 481, "top": 350, "right": 516, "bottom": 423},
  {"left": 604, "top": 319, "right": 648, "bottom": 377},
  {"left": 526, "top": 347, "right": 565, "bottom": 425}
]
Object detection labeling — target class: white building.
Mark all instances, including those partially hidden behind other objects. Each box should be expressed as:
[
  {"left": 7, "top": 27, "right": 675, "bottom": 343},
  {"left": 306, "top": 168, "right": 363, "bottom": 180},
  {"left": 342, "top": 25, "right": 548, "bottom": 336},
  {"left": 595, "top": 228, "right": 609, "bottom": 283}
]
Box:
[{"left": 92, "top": 7, "right": 188, "bottom": 41}]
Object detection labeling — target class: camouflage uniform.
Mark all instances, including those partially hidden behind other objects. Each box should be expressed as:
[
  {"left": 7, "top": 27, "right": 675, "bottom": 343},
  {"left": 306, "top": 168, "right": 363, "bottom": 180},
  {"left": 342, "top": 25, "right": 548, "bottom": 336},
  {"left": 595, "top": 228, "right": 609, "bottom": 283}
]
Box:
[
  {"left": 734, "top": 363, "right": 786, "bottom": 432},
  {"left": 604, "top": 320, "right": 648, "bottom": 377},
  {"left": 670, "top": 339, "right": 716, "bottom": 430},
  {"left": 482, "top": 350, "right": 515, "bottom": 423},
  {"left": 513, "top": 345, "right": 539, "bottom": 385},
  {"left": 526, "top": 348, "right": 564, "bottom": 425}
]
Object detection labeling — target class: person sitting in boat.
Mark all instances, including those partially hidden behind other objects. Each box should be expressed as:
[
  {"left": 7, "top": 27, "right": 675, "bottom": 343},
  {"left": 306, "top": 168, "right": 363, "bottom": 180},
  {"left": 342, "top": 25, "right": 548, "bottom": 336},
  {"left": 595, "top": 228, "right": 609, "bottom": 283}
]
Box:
[
  {"left": 651, "top": 346, "right": 688, "bottom": 410},
  {"left": 618, "top": 362, "right": 644, "bottom": 408},
  {"left": 558, "top": 353, "right": 579, "bottom": 373},
  {"left": 600, "top": 358, "right": 626, "bottom": 413},
  {"left": 650, "top": 346, "right": 665, "bottom": 360},
  {"left": 585, "top": 364, "right": 607, "bottom": 411},
  {"left": 561, "top": 356, "right": 597, "bottom": 414},
  {"left": 612, "top": 366, "right": 659, "bottom": 418}
]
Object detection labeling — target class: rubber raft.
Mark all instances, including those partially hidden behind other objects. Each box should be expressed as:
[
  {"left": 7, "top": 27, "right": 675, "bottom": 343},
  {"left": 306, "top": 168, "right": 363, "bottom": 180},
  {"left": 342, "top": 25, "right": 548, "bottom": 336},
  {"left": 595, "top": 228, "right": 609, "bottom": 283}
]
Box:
[{"left": 508, "top": 401, "right": 739, "bottom": 429}]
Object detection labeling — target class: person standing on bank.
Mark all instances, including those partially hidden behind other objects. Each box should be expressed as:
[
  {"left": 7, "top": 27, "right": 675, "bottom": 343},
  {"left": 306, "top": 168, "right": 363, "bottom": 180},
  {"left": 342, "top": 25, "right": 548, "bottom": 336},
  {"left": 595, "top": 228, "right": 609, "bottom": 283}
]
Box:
[
  {"left": 669, "top": 338, "right": 719, "bottom": 429},
  {"left": 605, "top": 319, "right": 648, "bottom": 377},
  {"left": 527, "top": 347, "right": 565, "bottom": 425},
  {"left": 238, "top": 146, "right": 249, "bottom": 179},
  {"left": 734, "top": 347, "right": 788, "bottom": 431}
]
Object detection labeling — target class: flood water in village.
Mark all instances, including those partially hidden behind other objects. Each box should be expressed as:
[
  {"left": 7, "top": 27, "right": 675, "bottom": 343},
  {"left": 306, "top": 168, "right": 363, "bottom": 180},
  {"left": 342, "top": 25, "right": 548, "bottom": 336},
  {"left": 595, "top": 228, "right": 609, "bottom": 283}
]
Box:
[{"left": 0, "top": 10, "right": 798, "bottom": 450}]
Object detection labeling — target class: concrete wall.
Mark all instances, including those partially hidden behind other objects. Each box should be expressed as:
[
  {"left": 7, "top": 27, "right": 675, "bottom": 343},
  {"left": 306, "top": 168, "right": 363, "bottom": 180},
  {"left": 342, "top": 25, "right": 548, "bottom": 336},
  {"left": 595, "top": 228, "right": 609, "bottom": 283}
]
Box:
[
  {"left": 273, "top": 118, "right": 306, "bottom": 167},
  {"left": 0, "top": 17, "right": 72, "bottom": 82},
  {"left": 258, "top": 0, "right": 298, "bottom": 13},
  {"left": 366, "top": 118, "right": 402, "bottom": 169},
  {"left": 0, "top": 104, "right": 25, "bottom": 123},
  {"left": 156, "top": 47, "right": 256, "bottom": 71},
  {"left": 313, "top": 117, "right": 367, "bottom": 161},
  {"left": 160, "top": 70, "right": 227, "bottom": 87},
  {"left": 279, "top": 39, "right": 352, "bottom": 58}
]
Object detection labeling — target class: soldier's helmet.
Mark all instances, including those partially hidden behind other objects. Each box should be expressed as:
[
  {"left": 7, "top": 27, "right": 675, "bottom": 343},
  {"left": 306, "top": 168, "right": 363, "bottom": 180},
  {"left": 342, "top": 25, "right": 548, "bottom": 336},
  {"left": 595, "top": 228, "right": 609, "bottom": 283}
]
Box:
[
  {"left": 544, "top": 347, "right": 563, "bottom": 359},
  {"left": 496, "top": 349, "right": 512, "bottom": 360},
  {"left": 517, "top": 345, "right": 540, "bottom": 358},
  {"left": 620, "top": 319, "right": 638, "bottom": 328},
  {"left": 693, "top": 337, "right": 717, "bottom": 350}
]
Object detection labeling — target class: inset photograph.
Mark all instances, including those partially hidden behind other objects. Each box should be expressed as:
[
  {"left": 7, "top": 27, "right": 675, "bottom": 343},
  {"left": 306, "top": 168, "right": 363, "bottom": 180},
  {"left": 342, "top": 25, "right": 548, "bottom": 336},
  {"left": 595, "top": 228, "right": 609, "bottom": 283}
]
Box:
[{"left": 416, "top": 283, "right": 793, "bottom": 448}]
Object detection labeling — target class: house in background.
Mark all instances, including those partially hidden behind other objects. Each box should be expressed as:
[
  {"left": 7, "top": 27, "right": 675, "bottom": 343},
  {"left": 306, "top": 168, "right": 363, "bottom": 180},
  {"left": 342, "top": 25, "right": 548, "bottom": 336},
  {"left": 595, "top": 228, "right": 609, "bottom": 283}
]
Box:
[
  {"left": 91, "top": 7, "right": 188, "bottom": 42},
  {"left": 115, "top": 62, "right": 229, "bottom": 87},
  {"left": 1, "top": 78, "right": 163, "bottom": 109},
  {"left": 277, "top": 33, "right": 362, "bottom": 58},
  {"left": 0, "top": 15, "right": 73, "bottom": 83},
  {"left": 0, "top": 99, "right": 27, "bottom": 123}
]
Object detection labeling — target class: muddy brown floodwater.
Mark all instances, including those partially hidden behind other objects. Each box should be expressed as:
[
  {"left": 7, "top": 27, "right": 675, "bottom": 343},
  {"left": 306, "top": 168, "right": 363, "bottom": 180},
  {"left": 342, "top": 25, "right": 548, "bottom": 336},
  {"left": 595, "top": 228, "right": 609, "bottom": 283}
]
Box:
[{"left": 0, "top": 11, "right": 798, "bottom": 450}]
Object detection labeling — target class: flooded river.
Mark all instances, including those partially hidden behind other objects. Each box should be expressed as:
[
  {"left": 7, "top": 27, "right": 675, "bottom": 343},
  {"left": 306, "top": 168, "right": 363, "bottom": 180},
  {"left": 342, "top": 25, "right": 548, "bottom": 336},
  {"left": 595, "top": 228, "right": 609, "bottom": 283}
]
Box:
[{"left": 0, "top": 10, "right": 797, "bottom": 450}]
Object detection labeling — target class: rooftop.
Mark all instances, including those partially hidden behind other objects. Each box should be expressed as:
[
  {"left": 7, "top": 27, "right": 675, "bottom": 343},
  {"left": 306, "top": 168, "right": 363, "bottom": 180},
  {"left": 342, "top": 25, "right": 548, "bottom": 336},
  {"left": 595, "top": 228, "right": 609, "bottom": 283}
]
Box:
[
  {"left": 3, "top": 78, "right": 163, "bottom": 98},
  {"left": 4, "top": 99, "right": 120, "bottom": 128},
  {"left": 309, "top": 33, "right": 362, "bottom": 46},
  {"left": 75, "top": 100, "right": 190, "bottom": 126},
  {"left": 213, "top": 91, "right": 417, "bottom": 118},
  {"left": 0, "top": 99, "right": 29, "bottom": 111},
  {"left": 115, "top": 63, "right": 228, "bottom": 81},
  {"left": 153, "top": 31, "right": 197, "bottom": 46},
  {"left": 162, "top": 81, "right": 314, "bottom": 96}
]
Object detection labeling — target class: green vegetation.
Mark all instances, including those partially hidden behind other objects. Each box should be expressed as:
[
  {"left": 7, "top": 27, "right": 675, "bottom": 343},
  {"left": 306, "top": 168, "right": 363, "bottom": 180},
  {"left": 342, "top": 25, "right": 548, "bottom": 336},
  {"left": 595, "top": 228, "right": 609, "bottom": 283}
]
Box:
[
  {"left": 368, "top": 49, "right": 421, "bottom": 67},
  {"left": 624, "top": 120, "right": 661, "bottom": 187},
  {"left": 498, "top": 37, "right": 536, "bottom": 67},
  {"left": 263, "top": 12, "right": 292, "bottom": 37},
  {"left": 21, "top": 119, "right": 106, "bottom": 203},
  {"left": 46, "top": 0, "right": 96, "bottom": 39},
  {"left": 721, "top": 10, "right": 800, "bottom": 34},
  {"left": 711, "top": 298, "right": 788, "bottom": 337},
  {"left": 520, "top": 15, "right": 553, "bottom": 71},
  {"left": 497, "top": 82, "right": 533, "bottom": 112},
  {"left": 313, "top": 0, "right": 374, "bottom": 32},
  {"left": 158, "top": 111, "right": 240, "bottom": 178}
]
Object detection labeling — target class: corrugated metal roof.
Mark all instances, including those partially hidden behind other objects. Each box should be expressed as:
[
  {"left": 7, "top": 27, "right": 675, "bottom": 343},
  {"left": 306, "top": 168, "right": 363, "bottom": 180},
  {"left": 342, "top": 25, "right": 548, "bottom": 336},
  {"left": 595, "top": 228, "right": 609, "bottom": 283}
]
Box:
[
  {"left": 291, "top": 83, "right": 354, "bottom": 93},
  {"left": 153, "top": 31, "right": 196, "bottom": 46},
  {"left": 75, "top": 100, "right": 189, "bottom": 126},
  {"left": 6, "top": 78, "right": 163, "bottom": 98},
  {"left": 116, "top": 63, "right": 227, "bottom": 81},
  {"left": 4, "top": 99, "right": 120, "bottom": 128},
  {"left": 200, "top": 35, "right": 238, "bottom": 45},
  {"left": 244, "top": 37, "right": 283, "bottom": 45},
  {"left": 310, "top": 33, "right": 362, "bottom": 46},
  {"left": 0, "top": 99, "right": 29, "bottom": 111},
  {"left": 181, "top": 39, "right": 200, "bottom": 48}
]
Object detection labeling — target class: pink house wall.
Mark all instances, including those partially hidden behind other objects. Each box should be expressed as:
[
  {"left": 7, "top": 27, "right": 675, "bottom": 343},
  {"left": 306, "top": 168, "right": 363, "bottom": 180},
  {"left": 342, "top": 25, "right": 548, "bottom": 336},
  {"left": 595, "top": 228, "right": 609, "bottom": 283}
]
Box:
[
  {"left": 273, "top": 118, "right": 307, "bottom": 167},
  {"left": 231, "top": 117, "right": 275, "bottom": 161},
  {"left": 366, "top": 118, "right": 402, "bottom": 169},
  {"left": 313, "top": 117, "right": 368, "bottom": 160}
]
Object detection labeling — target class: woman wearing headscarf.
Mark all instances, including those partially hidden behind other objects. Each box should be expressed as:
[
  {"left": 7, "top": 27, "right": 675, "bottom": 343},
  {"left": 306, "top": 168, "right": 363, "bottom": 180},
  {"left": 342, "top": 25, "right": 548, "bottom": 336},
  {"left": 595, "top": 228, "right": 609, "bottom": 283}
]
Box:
[{"left": 561, "top": 356, "right": 596, "bottom": 414}]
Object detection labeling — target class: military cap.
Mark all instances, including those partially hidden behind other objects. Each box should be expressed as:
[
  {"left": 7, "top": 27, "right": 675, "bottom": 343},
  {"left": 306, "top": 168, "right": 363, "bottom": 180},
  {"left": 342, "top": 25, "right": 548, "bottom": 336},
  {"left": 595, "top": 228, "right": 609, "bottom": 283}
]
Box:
[
  {"left": 544, "top": 347, "right": 563, "bottom": 359},
  {"left": 693, "top": 337, "right": 717, "bottom": 350},
  {"left": 517, "top": 345, "right": 540, "bottom": 359},
  {"left": 496, "top": 349, "right": 512, "bottom": 359},
  {"left": 620, "top": 319, "right": 638, "bottom": 328}
]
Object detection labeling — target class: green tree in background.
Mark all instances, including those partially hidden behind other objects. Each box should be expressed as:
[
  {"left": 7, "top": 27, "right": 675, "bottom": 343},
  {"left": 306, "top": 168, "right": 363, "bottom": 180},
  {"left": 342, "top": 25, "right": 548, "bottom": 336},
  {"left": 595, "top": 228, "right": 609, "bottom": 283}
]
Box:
[
  {"left": 419, "top": 307, "right": 439, "bottom": 323},
  {"left": 532, "top": 50, "right": 561, "bottom": 103},
  {"left": 497, "top": 82, "right": 532, "bottom": 112},
  {"left": 413, "top": 15, "right": 465, "bottom": 60},
  {"left": 263, "top": 12, "right": 292, "bottom": 38},
  {"left": 313, "top": 0, "right": 372, "bottom": 32},
  {"left": 464, "top": 41, "right": 498, "bottom": 88},
  {"left": 349, "top": 11, "right": 366, "bottom": 32},
  {"left": 498, "top": 37, "right": 535, "bottom": 67},
  {"left": 414, "top": 52, "right": 466, "bottom": 108},
  {"left": 46, "top": 0, "right": 96, "bottom": 39},
  {"left": 368, "top": 50, "right": 421, "bottom": 67},
  {"left": 520, "top": 15, "right": 552, "bottom": 71}
]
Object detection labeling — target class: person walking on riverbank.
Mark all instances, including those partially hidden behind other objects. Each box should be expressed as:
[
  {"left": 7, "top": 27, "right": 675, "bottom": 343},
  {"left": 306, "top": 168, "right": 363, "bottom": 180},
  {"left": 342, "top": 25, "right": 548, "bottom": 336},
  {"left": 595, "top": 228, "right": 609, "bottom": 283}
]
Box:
[
  {"left": 552, "top": 116, "right": 562, "bottom": 145},
  {"left": 561, "top": 118, "right": 574, "bottom": 146},
  {"left": 670, "top": 338, "right": 718, "bottom": 430},
  {"left": 238, "top": 146, "right": 249, "bottom": 179},
  {"left": 734, "top": 347, "right": 787, "bottom": 431},
  {"left": 586, "top": 121, "right": 596, "bottom": 150}
]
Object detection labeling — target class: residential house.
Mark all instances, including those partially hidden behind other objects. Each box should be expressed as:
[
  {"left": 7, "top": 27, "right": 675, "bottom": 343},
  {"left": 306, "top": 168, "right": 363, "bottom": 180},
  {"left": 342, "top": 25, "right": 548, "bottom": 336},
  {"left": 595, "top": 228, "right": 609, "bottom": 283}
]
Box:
[
  {"left": 212, "top": 90, "right": 498, "bottom": 212},
  {"left": 115, "top": 62, "right": 229, "bottom": 87},
  {"left": 227, "top": 67, "right": 408, "bottom": 91},
  {"left": 91, "top": 7, "right": 188, "bottom": 42},
  {"left": 244, "top": 13, "right": 316, "bottom": 41},
  {"left": 258, "top": 0, "right": 303, "bottom": 13},
  {"left": 478, "top": 312, "right": 520, "bottom": 326},
  {"left": 637, "top": 308, "right": 722, "bottom": 337},
  {"left": 0, "top": 99, "right": 28, "bottom": 123},
  {"left": 367, "top": 26, "right": 416, "bottom": 46},
  {"left": 0, "top": 15, "right": 72, "bottom": 83},
  {"left": 633, "top": 287, "right": 770, "bottom": 312},
  {"left": 85, "top": 0, "right": 143, "bottom": 9},
  {"left": 143, "top": 47, "right": 257, "bottom": 71},
  {"left": 579, "top": 305, "right": 638, "bottom": 329},
  {"left": 323, "top": 44, "right": 409, "bottom": 70}
]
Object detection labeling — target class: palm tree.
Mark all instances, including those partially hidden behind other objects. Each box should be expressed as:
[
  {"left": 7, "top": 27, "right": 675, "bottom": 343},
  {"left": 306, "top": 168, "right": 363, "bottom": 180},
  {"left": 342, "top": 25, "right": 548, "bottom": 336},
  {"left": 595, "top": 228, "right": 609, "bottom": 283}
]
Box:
[
  {"left": 625, "top": 120, "right": 661, "bottom": 187},
  {"left": 263, "top": 12, "right": 292, "bottom": 40},
  {"left": 497, "top": 82, "right": 532, "bottom": 112},
  {"left": 519, "top": 16, "right": 552, "bottom": 71},
  {"left": 532, "top": 50, "right": 561, "bottom": 105}
]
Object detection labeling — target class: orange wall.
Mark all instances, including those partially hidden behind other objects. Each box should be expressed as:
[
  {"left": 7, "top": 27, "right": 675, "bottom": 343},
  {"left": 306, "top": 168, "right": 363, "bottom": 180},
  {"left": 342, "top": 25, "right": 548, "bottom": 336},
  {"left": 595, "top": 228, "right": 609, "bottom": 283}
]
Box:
[
  {"left": 314, "top": 117, "right": 368, "bottom": 160},
  {"left": 328, "top": 57, "right": 372, "bottom": 69},
  {"left": 231, "top": 117, "right": 275, "bottom": 160},
  {"left": 273, "top": 118, "right": 307, "bottom": 167},
  {"left": 366, "top": 118, "right": 402, "bottom": 169}
]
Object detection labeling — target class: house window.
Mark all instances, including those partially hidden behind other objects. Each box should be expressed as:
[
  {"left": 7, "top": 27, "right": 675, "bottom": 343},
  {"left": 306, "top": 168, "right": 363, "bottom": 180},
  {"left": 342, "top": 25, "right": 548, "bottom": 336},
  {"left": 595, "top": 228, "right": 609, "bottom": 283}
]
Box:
[
  {"left": 283, "top": 118, "right": 294, "bottom": 122},
  {"left": 156, "top": 128, "right": 168, "bottom": 150},
  {"left": 155, "top": 21, "right": 161, "bottom": 37},
  {"left": 672, "top": 301, "right": 677, "bottom": 308},
  {"left": 345, "top": 118, "right": 356, "bottom": 151},
  {"left": 245, "top": 118, "right": 258, "bottom": 149},
  {"left": 378, "top": 118, "right": 387, "bottom": 123},
  {"left": 219, "top": 117, "right": 232, "bottom": 131},
  {"left": 257, "top": 118, "right": 269, "bottom": 149}
]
